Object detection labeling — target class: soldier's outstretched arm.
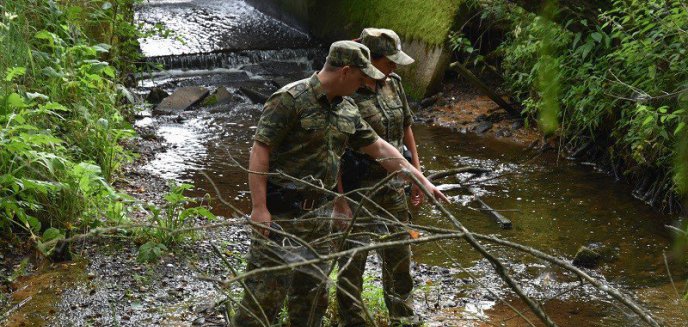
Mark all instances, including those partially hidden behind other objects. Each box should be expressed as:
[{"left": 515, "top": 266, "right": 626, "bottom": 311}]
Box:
[
  {"left": 359, "top": 139, "right": 449, "bottom": 203},
  {"left": 249, "top": 140, "right": 272, "bottom": 236}
]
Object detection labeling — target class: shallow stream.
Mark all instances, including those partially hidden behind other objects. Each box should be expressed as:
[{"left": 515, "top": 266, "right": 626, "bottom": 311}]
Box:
[{"left": 133, "top": 0, "right": 688, "bottom": 325}]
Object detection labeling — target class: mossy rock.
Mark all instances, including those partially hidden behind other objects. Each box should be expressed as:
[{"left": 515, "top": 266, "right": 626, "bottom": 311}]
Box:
[{"left": 572, "top": 246, "right": 602, "bottom": 269}]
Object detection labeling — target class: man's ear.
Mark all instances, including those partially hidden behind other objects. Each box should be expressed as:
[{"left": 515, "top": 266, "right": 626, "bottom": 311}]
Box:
[{"left": 340, "top": 65, "right": 352, "bottom": 78}]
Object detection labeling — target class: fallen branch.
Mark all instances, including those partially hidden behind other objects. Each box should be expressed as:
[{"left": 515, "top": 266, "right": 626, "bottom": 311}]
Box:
[
  {"left": 427, "top": 167, "right": 491, "bottom": 181},
  {"left": 469, "top": 188, "right": 512, "bottom": 229}
]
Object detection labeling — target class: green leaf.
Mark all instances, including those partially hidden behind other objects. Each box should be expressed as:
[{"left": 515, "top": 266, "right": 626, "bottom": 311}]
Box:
[
  {"left": 675, "top": 122, "right": 686, "bottom": 135},
  {"left": 572, "top": 33, "right": 582, "bottom": 49},
  {"left": 34, "top": 30, "right": 58, "bottom": 47},
  {"left": 102, "top": 66, "right": 116, "bottom": 78},
  {"left": 101, "top": 2, "right": 113, "bottom": 10},
  {"left": 5, "top": 67, "right": 26, "bottom": 82},
  {"left": 93, "top": 44, "right": 111, "bottom": 53},
  {"left": 43, "top": 228, "right": 65, "bottom": 242},
  {"left": 7, "top": 93, "right": 26, "bottom": 108},
  {"left": 26, "top": 216, "right": 41, "bottom": 233},
  {"left": 591, "top": 32, "right": 602, "bottom": 43},
  {"left": 642, "top": 115, "right": 654, "bottom": 126},
  {"left": 195, "top": 207, "right": 216, "bottom": 220},
  {"left": 580, "top": 43, "right": 593, "bottom": 59}
]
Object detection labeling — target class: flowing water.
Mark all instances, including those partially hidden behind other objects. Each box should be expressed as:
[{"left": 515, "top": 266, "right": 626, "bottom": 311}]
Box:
[
  {"left": 3, "top": 3, "right": 680, "bottom": 326},
  {"left": 99, "top": 0, "right": 688, "bottom": 325}
]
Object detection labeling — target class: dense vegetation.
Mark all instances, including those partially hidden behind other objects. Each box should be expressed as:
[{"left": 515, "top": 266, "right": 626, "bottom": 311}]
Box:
[
  {"left": 452, "top": 0, "right": 688, "bottom": 213},
  {"left": 0, "top": 0, "right": 140, "bottom": 254}
]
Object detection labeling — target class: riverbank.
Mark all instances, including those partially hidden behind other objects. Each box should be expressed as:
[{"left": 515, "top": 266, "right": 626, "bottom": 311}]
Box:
[{"left": 414, "top": 76, "right": 540, "bottom": 147}]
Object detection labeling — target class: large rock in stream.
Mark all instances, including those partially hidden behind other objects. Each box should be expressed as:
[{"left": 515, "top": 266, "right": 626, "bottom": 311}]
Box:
[
  {"left": 572, "top": 246, "right": 602, "bottom": 269},
  {"left": 202, "top": 86, "right": 237, "bottom": 106},
  {"left": 153, "top": 87, "right": 209, "bottom": 115}
]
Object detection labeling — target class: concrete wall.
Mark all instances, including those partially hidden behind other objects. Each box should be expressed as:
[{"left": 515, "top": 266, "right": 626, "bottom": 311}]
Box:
[
  {"left": 396, "top": 40, "right": 452, "bottom": 99},
  {"left": 246, "top": 0, "right": 310, "bottom": 33},
  {"left": 247, "top": 0, "right": 463, "bottom": 99}
]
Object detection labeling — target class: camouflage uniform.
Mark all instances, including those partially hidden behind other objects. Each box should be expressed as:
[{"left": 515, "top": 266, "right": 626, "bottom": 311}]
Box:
[
  {"left": 336, "top": 29, "right": 420, "bottom": 327},
  {"left": 233, "top": 41, "right": 383, "bottom": 327}
]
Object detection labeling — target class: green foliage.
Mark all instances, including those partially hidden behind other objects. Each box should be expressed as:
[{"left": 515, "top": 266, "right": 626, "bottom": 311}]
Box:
[
  {"left": 137, "top": 240, "right": 168, "bottom": 263},
  {"left": 457, "top": 0, "right": 688, "bottom": 207},
  {"left": 360, "top": 274, "right": 387, "bottom": 323},
  {"left": 0, "top": 0, "right": 140, "bottom": 250},
  {"left": 137, "top": 182, "right": 215, "bottom": 262}
]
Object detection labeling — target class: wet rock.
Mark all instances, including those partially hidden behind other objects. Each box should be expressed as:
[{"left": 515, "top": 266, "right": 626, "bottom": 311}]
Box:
[
  {"left": 474, "top": 121, "right": 493, "bottom": 134},
  {"left": 154, "top": 87, "right": 209, "bottom": 115},
  {"left": 192, "top": 317, "right": 206, "bottom": 325},
  {"left": 239, "top": 86, "right": 270, "bottom": 104},
  {"left": 146, "top": 87, "right": 169, "bottom": 104},
  {"left": 475, "top": 114, "right": 488, "bottom": 122},
  {"left": 511, "top": 119, "right": 524, "bottom": 130},
  {"left": 420, "top": 92, "right": 443, "bottom": 108},
  {"left": 202, "top": 86, "right": 237, "bottom": 106},
  {"left": 495, "top": 128, "right": 512, "bottom": 138},
  {"left": 572, "top": 246, "right": 602, "bottom": 269}
]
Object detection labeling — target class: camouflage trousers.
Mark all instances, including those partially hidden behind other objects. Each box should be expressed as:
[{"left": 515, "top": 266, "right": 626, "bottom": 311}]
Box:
[
  {"left": 232, "top": 208, "right": 333, "bottom": 327},
  {"left": 336, "top": 186, "right": 418, "bottom": 327}
]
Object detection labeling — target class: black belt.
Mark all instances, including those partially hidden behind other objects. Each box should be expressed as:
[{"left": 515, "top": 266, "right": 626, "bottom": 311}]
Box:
[{"left": 266, "top": 182, "right": 332, "bottom": 214}]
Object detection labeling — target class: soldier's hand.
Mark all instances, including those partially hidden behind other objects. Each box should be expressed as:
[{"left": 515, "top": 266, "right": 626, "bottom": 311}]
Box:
[
  {"left": 333, "top": 196, "right": 353, "bottom": 231},
  {"left": 250, "top": 206, "right": 272, "bottom": 237},
  {"left": 410, "top": 184, "right": 424, "bottom": 207},
  {"left": 423, "top": 181, "right": 449, "bottom": 204}
]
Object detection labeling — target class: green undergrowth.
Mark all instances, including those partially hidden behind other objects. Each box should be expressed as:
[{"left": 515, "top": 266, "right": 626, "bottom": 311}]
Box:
[
  {"left": 307, "top": 0, "right": 464, "bottom": 46},
  {"left": 0, "top": 0, "right": 141, "bottom": 255},
  {"left": 453, "top": 0, "right": 688, "bottom": 213}
]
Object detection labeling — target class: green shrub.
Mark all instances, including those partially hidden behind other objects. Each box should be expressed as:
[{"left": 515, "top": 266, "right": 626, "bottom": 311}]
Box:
[
  {"left": 0, "top": 0, "right": 139, "bottom": 251},
  {"left": 137, "top": 182, "right": 215, "bottom": 262},
  {"left": 454, "top": 0, "right": 688, "bottom": 210}
]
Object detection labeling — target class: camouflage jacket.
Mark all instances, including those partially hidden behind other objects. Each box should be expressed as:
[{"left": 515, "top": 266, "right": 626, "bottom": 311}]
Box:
[
  {"left": 253, "top": 73, "right": 379, "bottom": 191},
  {"left": 352, "top": 73, "right": 413, "bottom": 153}
]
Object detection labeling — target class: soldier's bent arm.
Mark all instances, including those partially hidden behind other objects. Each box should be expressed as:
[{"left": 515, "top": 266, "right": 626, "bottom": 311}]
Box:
[{"left": 358, "top": 138, "right": 449, "bottom": 203}]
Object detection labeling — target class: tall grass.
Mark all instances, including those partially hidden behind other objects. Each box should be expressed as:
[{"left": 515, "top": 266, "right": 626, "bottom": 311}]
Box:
[{"left": 0, "top": 0, "right": 139, "bottom": 252}]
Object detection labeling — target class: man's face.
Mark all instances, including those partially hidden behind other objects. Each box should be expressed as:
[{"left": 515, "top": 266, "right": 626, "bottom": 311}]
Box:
[
  {"left": 341, "top": 66, "right": 366, "bottom": 96},
  {"left": 372, "top": 57, "right": 397, "bottom": 77}
]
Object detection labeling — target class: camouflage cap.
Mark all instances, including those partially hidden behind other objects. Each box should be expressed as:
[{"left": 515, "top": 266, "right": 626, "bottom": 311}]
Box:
[
  {"left": 326, "top": 40, "right": 385, "bottom": 80},
  {"left": 359, "top": 28, "right": 414, "bottom": 66}
]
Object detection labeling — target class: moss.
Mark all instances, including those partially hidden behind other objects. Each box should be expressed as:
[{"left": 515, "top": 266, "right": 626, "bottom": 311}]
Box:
[{"left": 307, "top": 0, "right": 464, "bottom": 46}]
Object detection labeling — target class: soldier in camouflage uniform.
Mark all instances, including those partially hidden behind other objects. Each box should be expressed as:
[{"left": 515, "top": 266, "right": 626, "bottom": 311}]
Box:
[
  {"left": 232, "top": 41, "right": 447, "bottom": 327},
  {"left": 336, "top": 28, "right": 423, "bottom": 327}
]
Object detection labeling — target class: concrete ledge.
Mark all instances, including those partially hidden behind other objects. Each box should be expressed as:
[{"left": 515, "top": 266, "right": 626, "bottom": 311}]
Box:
[{"left": 246, "top": 0, "right": 463, "bottom": 98}]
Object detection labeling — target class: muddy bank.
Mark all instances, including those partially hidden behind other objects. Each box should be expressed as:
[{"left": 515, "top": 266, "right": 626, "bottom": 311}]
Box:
[{"left": 413, "top": 77, "right": 540, "bottom": 148}]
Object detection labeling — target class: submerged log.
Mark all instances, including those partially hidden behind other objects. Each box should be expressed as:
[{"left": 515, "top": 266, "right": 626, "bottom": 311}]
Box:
[{"left": 471, "top": 190, "right": 513, "bottom": 229}]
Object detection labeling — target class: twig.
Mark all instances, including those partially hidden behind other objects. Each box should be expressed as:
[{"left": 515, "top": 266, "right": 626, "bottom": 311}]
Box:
[
  {"left": 663, "top": 251, "right": 680, "bottom": 300},
  {"left": 474, "top": 233, "right": 662, "bottom": 327},
  {"left": 0, "top": 295, "right": 32, "bottom": 322},
  {"left": 404, "top": 170, "right": 557, "bottom": 327}
]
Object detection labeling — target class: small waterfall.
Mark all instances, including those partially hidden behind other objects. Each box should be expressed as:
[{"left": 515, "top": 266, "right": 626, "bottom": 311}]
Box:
[{"left": 145, "top": 48, "right": 327, "bottom": 71}]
